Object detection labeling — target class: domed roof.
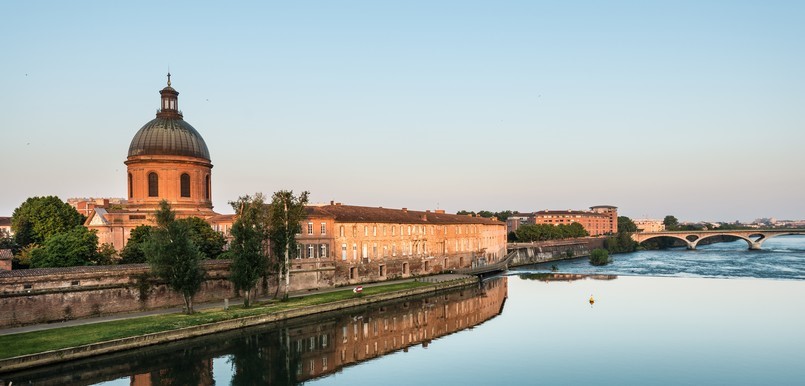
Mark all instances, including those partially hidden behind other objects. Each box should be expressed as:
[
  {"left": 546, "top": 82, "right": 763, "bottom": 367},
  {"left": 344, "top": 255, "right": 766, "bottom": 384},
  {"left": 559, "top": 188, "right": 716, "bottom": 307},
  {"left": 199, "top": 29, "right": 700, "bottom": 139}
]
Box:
[{"left": 128, "top": 117, "right": 211, "bottom": 160}]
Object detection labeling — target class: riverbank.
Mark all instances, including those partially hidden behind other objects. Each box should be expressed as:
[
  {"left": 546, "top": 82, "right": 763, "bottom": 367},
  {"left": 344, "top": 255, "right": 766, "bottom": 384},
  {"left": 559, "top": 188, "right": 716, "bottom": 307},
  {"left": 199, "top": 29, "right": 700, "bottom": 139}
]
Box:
[{"left": 0, "top": 275, "right": 478, "bottom": 373}]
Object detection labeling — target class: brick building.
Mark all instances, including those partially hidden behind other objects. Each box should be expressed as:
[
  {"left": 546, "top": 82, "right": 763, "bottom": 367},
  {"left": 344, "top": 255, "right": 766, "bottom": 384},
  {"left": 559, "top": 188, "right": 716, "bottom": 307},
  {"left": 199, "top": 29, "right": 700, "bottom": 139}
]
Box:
[
  {"left": 633, "top": 218, "right": 665, "bottom": 233},
  {"left": 296, "top": 203, "right": 507, "bottom": 284},
  {"left": 86, "top": 74, "right": 219, "bottom": 250},
  {"left": 510, "top": 205, "right": 618, "bottom": 236}
]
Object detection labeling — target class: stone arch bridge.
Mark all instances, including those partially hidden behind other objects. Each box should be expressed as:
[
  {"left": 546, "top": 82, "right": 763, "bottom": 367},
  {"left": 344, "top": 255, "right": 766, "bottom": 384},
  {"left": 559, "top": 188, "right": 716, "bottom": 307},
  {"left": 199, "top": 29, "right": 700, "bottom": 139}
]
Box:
[{"left": 631, "top": 230, "right": 805, "bottom": 250}]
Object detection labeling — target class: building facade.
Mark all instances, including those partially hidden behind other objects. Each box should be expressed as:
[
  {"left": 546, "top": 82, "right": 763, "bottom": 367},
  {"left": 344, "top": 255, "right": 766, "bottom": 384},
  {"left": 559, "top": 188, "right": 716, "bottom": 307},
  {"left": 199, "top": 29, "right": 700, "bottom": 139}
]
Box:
[
  {"left": 633, "top": 219, "right": 665, "bottom": 233},
  {"left": 295, "top": 203, "right": 507, "bottom": 285},
  {"left": 516, "top": 205, "right": 618, "bottom": 236}
]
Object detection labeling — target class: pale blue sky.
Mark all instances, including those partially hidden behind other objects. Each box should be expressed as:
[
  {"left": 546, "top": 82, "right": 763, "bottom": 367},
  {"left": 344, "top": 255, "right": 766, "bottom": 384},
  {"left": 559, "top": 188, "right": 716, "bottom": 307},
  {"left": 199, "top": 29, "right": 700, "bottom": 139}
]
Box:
[{"left": 1, "top": 1, "right": 803, "bottom": 222}]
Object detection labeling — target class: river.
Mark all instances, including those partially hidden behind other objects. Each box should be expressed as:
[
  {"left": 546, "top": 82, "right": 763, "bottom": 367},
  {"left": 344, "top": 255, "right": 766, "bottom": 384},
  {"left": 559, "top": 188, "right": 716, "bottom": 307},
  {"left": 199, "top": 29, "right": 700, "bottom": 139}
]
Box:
[{"left": 3, "top": 236, "right": 804, "bottom": 385}]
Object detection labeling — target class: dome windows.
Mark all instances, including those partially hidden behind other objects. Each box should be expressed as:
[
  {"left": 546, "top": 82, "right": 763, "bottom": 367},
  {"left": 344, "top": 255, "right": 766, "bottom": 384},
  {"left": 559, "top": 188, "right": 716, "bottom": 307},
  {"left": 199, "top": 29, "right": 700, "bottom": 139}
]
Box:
[{"left": 180, "top": 173, "right": 191, "bottom": 198}]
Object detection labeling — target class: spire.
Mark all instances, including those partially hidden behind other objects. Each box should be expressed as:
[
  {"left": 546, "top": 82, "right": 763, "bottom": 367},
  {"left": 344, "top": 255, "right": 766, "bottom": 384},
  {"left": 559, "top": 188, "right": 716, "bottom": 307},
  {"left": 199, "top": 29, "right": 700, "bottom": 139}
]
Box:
[{"left": 167, "top": 72, "right": 171, "bottom": 87}]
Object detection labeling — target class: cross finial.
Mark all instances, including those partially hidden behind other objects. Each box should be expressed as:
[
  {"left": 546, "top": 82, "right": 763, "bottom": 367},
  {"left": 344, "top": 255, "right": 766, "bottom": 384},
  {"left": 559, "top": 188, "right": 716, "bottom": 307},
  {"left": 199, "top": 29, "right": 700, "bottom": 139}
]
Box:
[{"left": 167, "top": 72, "right": 171, "bottom": 87}]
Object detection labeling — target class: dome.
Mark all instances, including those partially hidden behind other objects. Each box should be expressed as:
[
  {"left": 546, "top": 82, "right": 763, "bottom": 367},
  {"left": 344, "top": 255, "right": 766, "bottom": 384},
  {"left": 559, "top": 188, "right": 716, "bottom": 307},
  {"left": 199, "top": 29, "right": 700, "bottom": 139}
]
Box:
[{"left": 128, "top": 117, "right": 211, "bottom": 160}]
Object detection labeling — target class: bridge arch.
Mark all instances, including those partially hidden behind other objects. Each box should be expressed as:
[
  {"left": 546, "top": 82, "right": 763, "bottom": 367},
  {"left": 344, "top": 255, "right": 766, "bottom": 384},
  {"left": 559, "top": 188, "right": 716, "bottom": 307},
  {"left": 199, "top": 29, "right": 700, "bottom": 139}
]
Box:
[
  {"left": 692, "top": 234, "right": 756, "bottom": 250},
  {"left": 635, "top": 234, "right": 695, "bottom": 250}
]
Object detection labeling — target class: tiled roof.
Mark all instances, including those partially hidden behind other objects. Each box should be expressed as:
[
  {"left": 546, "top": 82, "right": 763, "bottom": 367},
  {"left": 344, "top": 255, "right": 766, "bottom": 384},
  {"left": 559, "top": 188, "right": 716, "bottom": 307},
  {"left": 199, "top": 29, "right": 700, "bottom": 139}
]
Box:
[
  {"left": 306, "top": 205, "right": 503, "bottom": 225},
  {"left": 533, "top": 210, "right": 609, "bottom": 217},
  {"left": 0, "top": 249, "right": 12, "bottom": 260}
]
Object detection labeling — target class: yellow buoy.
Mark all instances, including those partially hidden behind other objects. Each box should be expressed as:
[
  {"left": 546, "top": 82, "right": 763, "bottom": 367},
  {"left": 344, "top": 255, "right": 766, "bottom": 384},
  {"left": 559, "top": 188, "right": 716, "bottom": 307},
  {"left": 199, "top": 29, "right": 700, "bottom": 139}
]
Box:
[{"left": 589, "top": 295, "right": 595, "bottom": 305}]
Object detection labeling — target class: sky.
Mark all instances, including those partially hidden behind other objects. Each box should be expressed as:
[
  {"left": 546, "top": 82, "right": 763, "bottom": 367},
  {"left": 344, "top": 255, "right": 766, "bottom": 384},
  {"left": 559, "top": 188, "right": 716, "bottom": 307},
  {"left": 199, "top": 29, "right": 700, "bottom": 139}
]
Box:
[{"left": 1, "top": 1, "right": 803, "bottom": 223}]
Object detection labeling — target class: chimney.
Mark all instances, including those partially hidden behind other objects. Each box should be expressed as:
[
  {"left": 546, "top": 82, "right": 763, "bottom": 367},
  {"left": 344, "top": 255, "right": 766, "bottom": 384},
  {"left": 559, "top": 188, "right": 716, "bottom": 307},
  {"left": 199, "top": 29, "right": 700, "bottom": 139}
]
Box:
[
  {"left": 330, "top": 200, "right": 334, "bottom": 205},
  {"left": 421, "top": 214, "right": 428, "bottom": 221},
  {"left": 336, "top": 202, "right": 342, "bottom": 206},
  {"left": 402, "top": 208, "right": 408, "bottom": 213},
  {"left": 435, "top": 209, "right": 445, "bottom": 214}
]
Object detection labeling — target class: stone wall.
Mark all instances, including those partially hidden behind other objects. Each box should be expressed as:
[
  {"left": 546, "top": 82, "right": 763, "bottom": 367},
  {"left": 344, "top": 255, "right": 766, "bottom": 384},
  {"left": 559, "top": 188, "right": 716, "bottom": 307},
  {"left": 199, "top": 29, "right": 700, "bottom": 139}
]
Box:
[{"left": 507, "top": 237, "right": 606, "bottom": 267}]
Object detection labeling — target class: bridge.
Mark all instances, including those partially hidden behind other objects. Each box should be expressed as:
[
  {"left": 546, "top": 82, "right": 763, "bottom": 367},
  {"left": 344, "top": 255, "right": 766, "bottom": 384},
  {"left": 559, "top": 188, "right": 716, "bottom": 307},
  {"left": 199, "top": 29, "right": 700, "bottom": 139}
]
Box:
[{"left": 631, "top": 229, "right": 805, "bottom": 250}]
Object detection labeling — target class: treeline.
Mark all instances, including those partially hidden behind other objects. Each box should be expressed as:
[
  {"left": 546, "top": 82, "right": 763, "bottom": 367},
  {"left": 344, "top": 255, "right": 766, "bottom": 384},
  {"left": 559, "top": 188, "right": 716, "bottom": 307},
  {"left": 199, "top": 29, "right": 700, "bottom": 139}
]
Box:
[
  {"left": 513, "top": 222, "right": 589, "bottom": 242},
  {"left": 1, "top": 196, "right": 227, "bottom": 269},
  {"left": 456, "top": 210, "right": 514, "bottom": 221}
]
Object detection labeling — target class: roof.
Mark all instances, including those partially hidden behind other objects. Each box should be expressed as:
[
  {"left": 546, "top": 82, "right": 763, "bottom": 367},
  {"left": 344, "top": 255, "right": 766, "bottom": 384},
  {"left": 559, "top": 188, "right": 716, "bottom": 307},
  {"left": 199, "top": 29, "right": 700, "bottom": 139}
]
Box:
[
  {"left": 0, "top": 249, "right": 12, "bottom": 260},
  {"left": 0, "top": 217, "right": 10, "bottom": 227},
  {"left": 128, "top": 117, "right": 210, "bottom": 160},
  {"left": 533, "top": 210, "right": 608, "bottom": 217},
  {"left": 590, "top": 205, "right": 618, "bottom": 209},
  {"left": 306, "top": 205, "right": 503, "bottom": 225}
]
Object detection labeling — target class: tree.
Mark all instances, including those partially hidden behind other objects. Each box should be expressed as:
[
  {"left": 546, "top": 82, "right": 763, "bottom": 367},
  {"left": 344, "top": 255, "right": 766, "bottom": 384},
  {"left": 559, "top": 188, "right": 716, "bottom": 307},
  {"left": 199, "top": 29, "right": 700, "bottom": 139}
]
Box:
[
  {"left": 589, "top": 248, "right": 611, "bottom": 266},
  {"left": 177, "top": 217, "right": 226, "bottom": 259},
  {"left": 268, "top": 190, "right": 309, "bottom": 299},
  {"left": 143, "top": 201, "right": 205, "bottom": 314},
  {"left": 663, "top": 215, "right": 679, "bottom": 230},
  {"left": 228, "top": 194, "right": 270, "bottom": 307},
  {"left": 11, "top": 196, "right": 85, "bottom": 247},
  {"left": 119, "top": 225, "right": 152, "bottom": 264},
  {"left": 29, "top": 226, "right": 101, "bottom": 268},
  {"left": 618, "top": 216, "right": 638, "bottom": 233}
]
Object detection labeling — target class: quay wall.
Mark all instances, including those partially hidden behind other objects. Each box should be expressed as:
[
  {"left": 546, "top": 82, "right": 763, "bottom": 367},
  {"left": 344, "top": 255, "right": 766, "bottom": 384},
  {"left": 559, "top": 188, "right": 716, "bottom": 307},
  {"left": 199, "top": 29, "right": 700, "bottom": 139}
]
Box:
[{"left": 507, "top": 237, "right": 606, "bottom": 267}]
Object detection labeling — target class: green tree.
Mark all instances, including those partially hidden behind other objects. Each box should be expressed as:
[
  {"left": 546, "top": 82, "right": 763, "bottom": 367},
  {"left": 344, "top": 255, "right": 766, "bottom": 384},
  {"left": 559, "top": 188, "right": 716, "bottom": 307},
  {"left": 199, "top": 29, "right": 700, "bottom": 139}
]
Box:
[
  {"left": 11, "top": 196, "right": 85, "bottom": 247},
  {"left": 228, "top": 194, "right": 270, "bottom": 307},
  {"left": 268, "top": 190, "right": 309, "bottom": 298},
  {"left": 618, "top": 216, "right": 638, "bottom": 232},
  {"left": 176, "top": 217, "right": 226, "bottom": 259},
  {"left": 29, "top": 227, "right": 101, "bottom": 268},
  {"left": 589, "top": 248, "right": 611, "bottom": 266},
  {"left": 663, "top": 215, "right": 679, "bottom": 230},
  {"left": 143, "top": 201, "right": 205, "bottom": 314},
  {"left": 494, "top": 210, "right": 514, "bottom": 221},
  {"left": 119, "top": 225, "right": 152, "bottom": 264}
]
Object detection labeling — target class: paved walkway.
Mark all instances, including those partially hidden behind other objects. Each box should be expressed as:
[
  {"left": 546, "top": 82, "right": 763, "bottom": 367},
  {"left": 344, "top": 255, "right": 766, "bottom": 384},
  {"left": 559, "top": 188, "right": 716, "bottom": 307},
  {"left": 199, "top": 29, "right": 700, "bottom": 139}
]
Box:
[{"left": 0, "top": 274, "right": 471, "bottom": 337}]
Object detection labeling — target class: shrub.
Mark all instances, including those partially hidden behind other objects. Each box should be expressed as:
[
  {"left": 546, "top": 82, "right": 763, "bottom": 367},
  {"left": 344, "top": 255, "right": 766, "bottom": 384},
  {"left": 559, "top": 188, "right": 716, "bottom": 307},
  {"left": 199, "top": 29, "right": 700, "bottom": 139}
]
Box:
[{"left": 589, "top": 248, "right": 611, "bottom": 266}]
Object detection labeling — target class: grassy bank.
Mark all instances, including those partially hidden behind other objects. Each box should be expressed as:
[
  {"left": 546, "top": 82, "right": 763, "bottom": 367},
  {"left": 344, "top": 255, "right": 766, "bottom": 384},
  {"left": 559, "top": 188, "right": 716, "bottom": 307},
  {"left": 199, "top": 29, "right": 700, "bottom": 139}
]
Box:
[{"left": 0, "top": 281, "right": 429, "bottom": 360}]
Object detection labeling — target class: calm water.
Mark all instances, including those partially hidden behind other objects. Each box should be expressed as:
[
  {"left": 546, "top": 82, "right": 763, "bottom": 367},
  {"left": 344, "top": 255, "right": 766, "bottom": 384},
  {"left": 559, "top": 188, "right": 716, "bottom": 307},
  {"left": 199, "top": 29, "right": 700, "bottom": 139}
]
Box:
[{"left": 3, "top": 236, "right": 804, "bottom": 385}]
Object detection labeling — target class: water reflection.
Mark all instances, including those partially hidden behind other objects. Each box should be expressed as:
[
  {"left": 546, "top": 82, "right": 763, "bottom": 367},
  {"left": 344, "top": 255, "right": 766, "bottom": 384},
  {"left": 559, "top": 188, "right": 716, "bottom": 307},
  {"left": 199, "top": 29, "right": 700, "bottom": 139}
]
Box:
[
  {"left": 3, "top": 278, "right": 507, "bottom": 385},
  {"left": 517, "top": 272, "right": 617, "bottom": 282}
]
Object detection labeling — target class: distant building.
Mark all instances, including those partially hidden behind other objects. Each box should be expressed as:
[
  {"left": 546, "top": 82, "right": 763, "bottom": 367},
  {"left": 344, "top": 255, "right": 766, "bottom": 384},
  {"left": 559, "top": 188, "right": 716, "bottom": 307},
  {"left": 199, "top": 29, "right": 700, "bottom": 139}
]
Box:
[
  {"left": 633, "top": 219, "right": 665, "bottom": 233},
  {"left": 67, "top": 198, "right": 127, "bottom": 218},
  {"left": 0, "top": 217, "right": 11, "bottom": 237},
  {"left": 508, "top": 205, "right": 618, "bottom": 236},
  {"left": 506, "top": 214, "right": 530, "bottom": 234}
]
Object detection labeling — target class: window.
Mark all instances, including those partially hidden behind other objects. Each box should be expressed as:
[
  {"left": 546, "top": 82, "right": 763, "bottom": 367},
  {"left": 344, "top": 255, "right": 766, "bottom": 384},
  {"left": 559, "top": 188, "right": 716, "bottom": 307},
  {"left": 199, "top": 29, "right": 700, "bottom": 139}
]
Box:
[
  {"left": 362, "top": 244, "right": 368, "bottom": 259},
  {"left": 320, "top": 243, "right": 328, "bottom": 258},
  {"left": 307, "top": 222, "right": 313, "bottom": 235},
  {"left": 340, "top": 225, "right": 345, "bottom": 237},
  {"left": 383, "top": 226, "right": 387, "bottom": 236},
  {"left": 342, "top": 244, "right": 347, "bottom": 260},
  {"left": 321, "top": 222, "right": 326, "bottom": 235},
  {"left": 308, "top": 244, "right": 315, "bottom": 258},
  {"left": 205, "top": 175, "right": 210, "bottom": 200},
  {"left": 392, "top": 244, "right": 396, "bottom": 256},
  {"left": 373, "top": 226, "right": 377, "bottom": 236},
  {"left": 148, "top": 172, "right": 159, "bottom": 197},
  {"left": 353, "top": 244, "right": 357, "bottom": 260},
  {"left": 373, "top": 243, "right": 377, "bottom": 257},
  {"left": 392, "top": 226, "right": 396, "bottom": 236},
  {"left": 407, "top": 226, "right": 411, "bottom": 235},
  {"left": 180, "top": 173, "right": 191, "bottom": 197},
  {"left": 128, "top": 173, "right": 133, "bottom": 198},
  {"left": 364, "top": 226, "right": 368, "bottom": 236},
  {"left": 379, "top": 265, "right": 386, "bottom": 277}
]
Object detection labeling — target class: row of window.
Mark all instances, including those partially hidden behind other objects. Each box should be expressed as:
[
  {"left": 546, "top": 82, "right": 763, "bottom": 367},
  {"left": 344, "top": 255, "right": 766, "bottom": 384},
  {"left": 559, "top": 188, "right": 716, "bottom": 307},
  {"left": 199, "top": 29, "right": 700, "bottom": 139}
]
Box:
[
  {"left": 128, "top": 172, "right": 210, "bottom": 200},
  {"left": 303, "top": 223, "right": 489, "bottom": 237}
]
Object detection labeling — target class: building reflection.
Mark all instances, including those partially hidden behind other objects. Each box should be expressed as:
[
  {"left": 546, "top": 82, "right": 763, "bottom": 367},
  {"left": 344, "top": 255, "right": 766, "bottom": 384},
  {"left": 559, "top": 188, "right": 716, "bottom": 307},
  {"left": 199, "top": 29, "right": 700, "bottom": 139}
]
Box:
[
  {"left": 2, "top": 278, "right": 507, "bottom": 386},
  {"left": 517, "top": 273, "right": 618, "bottom": 282}
]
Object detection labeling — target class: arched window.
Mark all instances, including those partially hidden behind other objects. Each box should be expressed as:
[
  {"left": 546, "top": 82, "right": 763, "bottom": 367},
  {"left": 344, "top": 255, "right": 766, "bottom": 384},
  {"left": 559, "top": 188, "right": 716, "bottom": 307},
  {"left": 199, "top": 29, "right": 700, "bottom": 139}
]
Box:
[
  {"left": 148, "top": 172, "right": 159, "bottom": 197},
  {"left": 128, "top": 173, "right": 133, "bottom": 198},
  {"left": 180, "top": 173, "right": 191, "bottom": 198},
  {"left": 205, "top": 175, "right": 210, "bottom": 200}
]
